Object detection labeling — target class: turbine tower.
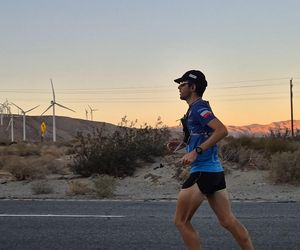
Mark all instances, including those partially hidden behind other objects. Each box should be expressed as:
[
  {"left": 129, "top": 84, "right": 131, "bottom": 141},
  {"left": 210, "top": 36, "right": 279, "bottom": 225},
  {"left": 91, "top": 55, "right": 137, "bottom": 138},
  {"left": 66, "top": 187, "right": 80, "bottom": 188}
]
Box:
[
  {"left": 0, "top": 103, "right": 3, "bottom": 125},
  {"left": 11, "top": 102, "right": 40, "bottom": 141},
  {"left": 41, "top": 79, "right": 75, "bottom": 142},
  {"left": 85, "top": 108, "right": 88, "bottom": 120},
  {"left": 88, "top": 105, "right": 98, "bottom": 121},
  {"left": 6, "top": 114, "right": 14, "bottom": 143}
]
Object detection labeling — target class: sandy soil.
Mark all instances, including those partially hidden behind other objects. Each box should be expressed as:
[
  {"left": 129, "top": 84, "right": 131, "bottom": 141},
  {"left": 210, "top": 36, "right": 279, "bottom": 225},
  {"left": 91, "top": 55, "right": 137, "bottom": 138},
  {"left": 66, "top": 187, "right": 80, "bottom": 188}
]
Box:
[
  {"left": 0, "top": 154, "right": 299, "bottom": 202},
  {"left": 114, "top": 155, "right": 300, "bottom": 202}
]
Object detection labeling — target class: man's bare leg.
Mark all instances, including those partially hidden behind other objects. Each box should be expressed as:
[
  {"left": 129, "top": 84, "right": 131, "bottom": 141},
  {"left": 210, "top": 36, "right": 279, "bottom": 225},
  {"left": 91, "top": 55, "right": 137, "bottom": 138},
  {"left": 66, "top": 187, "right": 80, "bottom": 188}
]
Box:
[
  {"left": 174, "top": 184, "right": 205, "bottom": 250},
  {"left": 207, "top": 190, "right": 254, "bottom": 250}
]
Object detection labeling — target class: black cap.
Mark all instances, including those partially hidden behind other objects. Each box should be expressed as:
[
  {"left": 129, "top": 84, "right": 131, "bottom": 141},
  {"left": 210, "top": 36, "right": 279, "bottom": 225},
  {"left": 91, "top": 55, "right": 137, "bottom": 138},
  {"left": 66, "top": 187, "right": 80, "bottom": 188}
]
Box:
[{"left": 174, "top": 70, "right": 207, "bottom": 87}]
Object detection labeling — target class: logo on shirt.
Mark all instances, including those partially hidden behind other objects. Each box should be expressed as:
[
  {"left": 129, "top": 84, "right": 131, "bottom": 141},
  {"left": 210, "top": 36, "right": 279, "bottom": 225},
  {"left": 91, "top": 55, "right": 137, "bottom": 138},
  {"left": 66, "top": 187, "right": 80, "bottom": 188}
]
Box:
[{"left": 200, "top": 110, "right": 212, "bottom": 119}]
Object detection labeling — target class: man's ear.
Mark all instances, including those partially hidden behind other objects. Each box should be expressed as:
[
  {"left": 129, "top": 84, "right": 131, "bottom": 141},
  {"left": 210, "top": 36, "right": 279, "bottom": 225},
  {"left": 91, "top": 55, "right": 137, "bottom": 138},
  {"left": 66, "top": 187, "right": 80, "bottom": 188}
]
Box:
[{"left": 190, "top": 83, "right": 196, "bottom": 92}]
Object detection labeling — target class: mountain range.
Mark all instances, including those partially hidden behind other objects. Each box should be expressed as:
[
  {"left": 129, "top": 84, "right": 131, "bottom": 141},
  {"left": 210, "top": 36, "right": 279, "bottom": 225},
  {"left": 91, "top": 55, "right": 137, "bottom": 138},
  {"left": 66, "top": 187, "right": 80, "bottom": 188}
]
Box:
[
  {"left": 165, "top": 120, "right": 300, "bottom": 138},
  {"left": 0, "top": 115, "right": 299, "bottom": 143},
  {"left": 226, "top": 120, "right": 300, "bottom": 137}
]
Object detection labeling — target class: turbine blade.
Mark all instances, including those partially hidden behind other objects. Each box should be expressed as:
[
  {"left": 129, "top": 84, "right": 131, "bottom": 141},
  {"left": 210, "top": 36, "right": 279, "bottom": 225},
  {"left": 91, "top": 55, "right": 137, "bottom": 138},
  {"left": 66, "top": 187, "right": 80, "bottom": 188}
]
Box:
[
  {"left": 41, "top": 104, "right": 53, "bottom": 116},
  {"left": 11, "top": 102, "right": 24, "bottom": 113},
  {"left": 50, "top": 79, "right": 55, "bottom": 102},
  {"left": 25, "top": 105, "right": 40, "bottom": 113},
  {"left": 88, "top": 104, "right": 92, "bottom": 111},
  {"left": 55, "top": 102, "right": 76, "bottom": 112}
]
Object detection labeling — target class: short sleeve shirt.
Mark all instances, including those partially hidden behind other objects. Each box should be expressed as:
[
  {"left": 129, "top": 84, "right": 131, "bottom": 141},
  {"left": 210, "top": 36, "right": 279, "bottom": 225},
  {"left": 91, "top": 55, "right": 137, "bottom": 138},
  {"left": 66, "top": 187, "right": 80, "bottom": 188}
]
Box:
[{"left": 185, "top": 99, "right": 224, "bottom": 173}]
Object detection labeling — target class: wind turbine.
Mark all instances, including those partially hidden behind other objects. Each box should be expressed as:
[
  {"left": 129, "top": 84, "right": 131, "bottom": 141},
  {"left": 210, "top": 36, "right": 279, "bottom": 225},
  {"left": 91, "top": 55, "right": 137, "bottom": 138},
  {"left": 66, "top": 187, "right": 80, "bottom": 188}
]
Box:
[
  {"left": 85, "top": 108, "right": 89, "bottom": 120},
  {"left": 2, "top": 99, "right": 11, "bottom": 116},
  {"left": 6, "top": 114, "right": 14, "bottom": 143},
  {"left": 0, "top": 103, "right": 4, "bottom": 125},
  {"left": 11, "top": 102, "right": 40, "bottom": 141},
  {"left": 88, "top": 105, "right": 98, "bottom": 121},
  {"left": 41, "top": 79, "right": 75, "bottom": 142}
]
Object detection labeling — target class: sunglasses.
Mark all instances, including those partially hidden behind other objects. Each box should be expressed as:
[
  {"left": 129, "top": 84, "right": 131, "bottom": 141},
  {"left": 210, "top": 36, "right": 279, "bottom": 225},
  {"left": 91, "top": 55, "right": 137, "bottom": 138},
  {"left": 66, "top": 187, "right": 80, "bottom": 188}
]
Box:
[{"left": 178, "top": 81, "right": 190, "bottom": 88}]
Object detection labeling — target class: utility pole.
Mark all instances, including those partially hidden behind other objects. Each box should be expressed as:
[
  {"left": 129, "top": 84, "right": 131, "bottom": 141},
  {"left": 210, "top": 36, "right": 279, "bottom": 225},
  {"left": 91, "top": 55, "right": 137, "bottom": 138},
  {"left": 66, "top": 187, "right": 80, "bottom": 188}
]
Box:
[{"left": 290, "top": 78, "right": 294, "bottom": 137}]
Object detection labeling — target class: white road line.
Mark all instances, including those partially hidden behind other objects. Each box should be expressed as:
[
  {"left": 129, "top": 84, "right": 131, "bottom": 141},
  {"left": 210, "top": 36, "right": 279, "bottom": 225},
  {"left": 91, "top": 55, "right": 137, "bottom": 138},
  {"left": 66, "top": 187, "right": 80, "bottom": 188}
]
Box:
[{"left": 0, "top": 214, "right": 125, "bottom": 218}]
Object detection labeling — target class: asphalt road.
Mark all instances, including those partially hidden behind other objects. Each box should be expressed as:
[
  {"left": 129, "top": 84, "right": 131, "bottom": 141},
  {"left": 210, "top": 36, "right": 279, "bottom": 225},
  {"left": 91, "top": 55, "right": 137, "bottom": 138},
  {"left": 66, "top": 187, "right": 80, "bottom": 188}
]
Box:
[{"left": 0, "top": 200, "right": 299, "bottom": 250}]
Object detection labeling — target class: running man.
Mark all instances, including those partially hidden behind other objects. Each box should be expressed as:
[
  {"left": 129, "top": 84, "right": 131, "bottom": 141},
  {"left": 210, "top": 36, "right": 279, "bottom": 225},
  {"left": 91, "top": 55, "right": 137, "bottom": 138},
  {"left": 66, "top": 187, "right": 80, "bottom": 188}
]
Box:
[{"left": 172, "top": 70, "right": 254, "bottom": 250}]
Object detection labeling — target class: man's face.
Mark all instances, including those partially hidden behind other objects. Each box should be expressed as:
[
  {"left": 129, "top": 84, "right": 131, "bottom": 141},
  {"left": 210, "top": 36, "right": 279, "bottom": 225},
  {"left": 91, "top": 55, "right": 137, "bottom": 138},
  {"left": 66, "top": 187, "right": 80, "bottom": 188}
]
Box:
[{"left": 178, "top": 81, "right": 192, "bottom": 100}]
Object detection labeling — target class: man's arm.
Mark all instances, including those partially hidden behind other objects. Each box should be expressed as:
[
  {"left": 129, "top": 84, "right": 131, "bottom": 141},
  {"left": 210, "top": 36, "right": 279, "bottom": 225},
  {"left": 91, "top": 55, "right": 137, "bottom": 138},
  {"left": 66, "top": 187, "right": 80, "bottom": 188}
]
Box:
[
  {"left": 198, "top": 118, "right": 228, "bottom": 151},
  {"left": 181, "top": 118, "right": 227, "bottom": 165}
]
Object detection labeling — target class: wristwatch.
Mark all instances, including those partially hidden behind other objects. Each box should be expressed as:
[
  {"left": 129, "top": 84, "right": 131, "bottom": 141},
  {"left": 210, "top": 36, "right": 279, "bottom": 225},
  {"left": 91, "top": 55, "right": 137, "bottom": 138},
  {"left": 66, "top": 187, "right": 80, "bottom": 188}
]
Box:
[{"left": 195, "top": 146, "right": 203, "bottom": 154}]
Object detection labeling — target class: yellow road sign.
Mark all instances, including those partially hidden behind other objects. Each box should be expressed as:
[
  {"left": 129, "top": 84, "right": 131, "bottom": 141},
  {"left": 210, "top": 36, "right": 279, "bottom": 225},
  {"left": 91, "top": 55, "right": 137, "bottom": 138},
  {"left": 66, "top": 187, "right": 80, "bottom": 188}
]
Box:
[{"left": 40, "top": 121, "right": 46, "bottom": 136}]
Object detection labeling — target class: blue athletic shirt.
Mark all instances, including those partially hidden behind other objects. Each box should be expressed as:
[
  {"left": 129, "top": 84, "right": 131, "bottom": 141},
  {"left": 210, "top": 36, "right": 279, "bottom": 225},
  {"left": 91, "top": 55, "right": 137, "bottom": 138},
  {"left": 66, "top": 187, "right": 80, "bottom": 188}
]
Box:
[{"left": 185, "top": 99, "right": 224, "bottom": 173}]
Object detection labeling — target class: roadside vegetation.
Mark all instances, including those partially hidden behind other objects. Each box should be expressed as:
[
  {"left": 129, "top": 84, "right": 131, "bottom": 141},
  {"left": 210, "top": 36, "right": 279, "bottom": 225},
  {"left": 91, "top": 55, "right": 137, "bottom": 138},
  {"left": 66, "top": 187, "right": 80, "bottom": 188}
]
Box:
[
  {"left": 0, "top": 116, "right": 170, "bottom": 197},
  {"left": 0, "top": 122, "right": 299, "bottom": 199},
  {"left": 70, "top": 116, "right": 170, "bottom": 177},
  {"left": 219, "top": 128, "right": 300, "bottom": 184},
  {"left": 0, "top": 142, "right": 70, "bottom": 181}
]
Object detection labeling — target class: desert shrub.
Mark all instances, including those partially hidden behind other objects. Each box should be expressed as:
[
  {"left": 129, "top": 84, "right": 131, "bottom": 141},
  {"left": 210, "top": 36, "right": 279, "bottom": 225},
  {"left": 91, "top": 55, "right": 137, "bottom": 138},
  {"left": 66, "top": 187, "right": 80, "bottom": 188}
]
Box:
[
  {"left": 269, "top": 126, "right": 300, "bottom": 139},
  {"left": 219, "top": 136, "right": 300, "bottom": 170},
  {"left": 2, "top": 156, "right": 49, "bottom": 180},
  {"left": 93, "top": 175, "right": 116, "bottom": 198},
  {"left": 134, "top": 117, "right": 170, "bottom": 162},
  {"left": 237, "top": 148, "right": 252, "bottom": 168},
  {"left": 31, "top": 181, "right": 54, "bottom": 195},
  {"left": 269, "top": 150, "right": 300, "bottom": 184},
  {"left": 220, "top": 136, "right": 299, "bottom": 158},
  {"left": 71, "top": 117, "right": 170, "bottom": 177},
  {"left": 41, "top": 145, "right": 65, "bottom": 157},
  {"left": 263, "top": 138, "right": 299, "bottom": 155},
  {"left": 67, "top": 180, "right": 92, "bottom": 196},
  {"left": 0, "top": 143, "right": 40, "bottom": 156},
  {"left": 47, "top": 159, "right": 71, "bottom": 175},
  {"left": 269, "top": 127, "right": 287, "bottom": 138}
]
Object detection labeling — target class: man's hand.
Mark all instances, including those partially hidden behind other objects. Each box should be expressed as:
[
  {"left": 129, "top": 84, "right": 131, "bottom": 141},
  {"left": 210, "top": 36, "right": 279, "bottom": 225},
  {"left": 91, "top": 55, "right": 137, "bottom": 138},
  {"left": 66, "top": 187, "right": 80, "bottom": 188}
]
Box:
[{"left": 181, "top": 150, "right": 197, "bottom": 166}]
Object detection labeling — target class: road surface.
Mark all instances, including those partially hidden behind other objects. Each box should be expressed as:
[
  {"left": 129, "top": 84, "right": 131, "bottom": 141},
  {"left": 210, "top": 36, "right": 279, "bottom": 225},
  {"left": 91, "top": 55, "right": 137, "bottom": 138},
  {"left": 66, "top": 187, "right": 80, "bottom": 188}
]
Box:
[{"left": 0, "top": 200, "right": 299, "bottom": 249}]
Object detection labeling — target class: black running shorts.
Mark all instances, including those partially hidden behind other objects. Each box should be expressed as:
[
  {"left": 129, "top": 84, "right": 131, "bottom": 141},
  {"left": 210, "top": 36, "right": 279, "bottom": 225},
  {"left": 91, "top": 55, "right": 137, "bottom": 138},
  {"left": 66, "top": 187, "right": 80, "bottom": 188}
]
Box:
[{"left": 182, "top": 171, "right": 226, "bottom": 195}]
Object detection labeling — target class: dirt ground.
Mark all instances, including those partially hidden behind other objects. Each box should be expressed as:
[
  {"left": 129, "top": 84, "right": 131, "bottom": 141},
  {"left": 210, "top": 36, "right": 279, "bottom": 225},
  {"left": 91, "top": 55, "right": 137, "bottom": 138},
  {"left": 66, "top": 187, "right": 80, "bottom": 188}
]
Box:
[{"left": 0, "top": 153, "right": 299, "bottom": 202}]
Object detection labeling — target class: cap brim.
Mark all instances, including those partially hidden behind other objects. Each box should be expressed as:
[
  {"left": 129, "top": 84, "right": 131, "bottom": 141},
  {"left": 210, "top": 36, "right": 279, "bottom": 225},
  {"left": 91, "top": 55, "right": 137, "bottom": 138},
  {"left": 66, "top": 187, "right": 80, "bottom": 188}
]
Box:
[{"left": 174, "top": 77, "right": 183, "bottom": 83}]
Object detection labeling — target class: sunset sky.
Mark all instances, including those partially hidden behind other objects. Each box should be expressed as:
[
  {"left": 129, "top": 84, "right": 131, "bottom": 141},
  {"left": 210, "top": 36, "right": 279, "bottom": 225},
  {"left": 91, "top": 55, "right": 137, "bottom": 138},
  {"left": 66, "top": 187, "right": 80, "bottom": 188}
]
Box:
[{"left": 1, "top": 1, "right": 299, "bottom": 127}]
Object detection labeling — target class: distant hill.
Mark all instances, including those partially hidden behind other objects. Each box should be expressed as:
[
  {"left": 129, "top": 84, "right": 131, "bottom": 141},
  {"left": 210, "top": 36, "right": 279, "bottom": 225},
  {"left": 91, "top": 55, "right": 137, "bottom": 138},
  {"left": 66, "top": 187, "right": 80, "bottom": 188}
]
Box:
[
  {"left": 1, "top": 115, "right": 299, "bottom": 143},
  {"left": 0, "top": 115, "right": 117, "bottom": 143},
  {"left": 169, "top": 120, "right": 300, "bottom": 138},
  {"left": 227, "top": 120, "right": 300, "bottom": 137}
]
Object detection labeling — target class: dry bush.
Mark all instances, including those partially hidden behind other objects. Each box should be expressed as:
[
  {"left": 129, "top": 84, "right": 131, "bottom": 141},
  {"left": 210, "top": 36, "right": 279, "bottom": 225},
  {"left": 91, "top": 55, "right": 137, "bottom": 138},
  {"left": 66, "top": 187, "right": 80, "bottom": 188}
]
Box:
[
  {"left": 269, "top": 150, "right": 300, "bottom": 184},
  {"left": 41, "top": 145, "right": 65, "bottom": 157},
  {"left": 67, "top": 180, "right": 93, "bottom": 196},
  {"left": 0, "top": 142, "right": 73, "bottom": 180},
  {"left": 237, "top": 148, "right": 252, "bottom": 169},
  {"left": 2, "top": 156, "right": 49, "bottom": 180},
  {"left": 0, "top": 155, "right": 5, "bottom": 169},
  {"left": 93, "top": 175, "right": 116, "bottom": 198},
  {"left": 247, "top": 150, "right": 270, "bottom": 170},
  {"left": 0, "top": 143, "right": 40, "bottom": 156},
  {"left": 0, "top": 146, "right": 7, "bottom": 157},
  {"left": 46, "top": 158, "right": 71, "bottom": 175},
  {"left": 71, "top": 117, "right": 170, "bottom": 177},
  {"left": 221, "top": 136, "right": 299, "bottom": 157},
  {"left": 0, "top": 145, "right": 72, "bottom": 180},
  {"left": 31, "top": 181, "right": 54, "bottom": 195},
  {"left": 219, "top": 136, "right": 300, "bottom": 171}
]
